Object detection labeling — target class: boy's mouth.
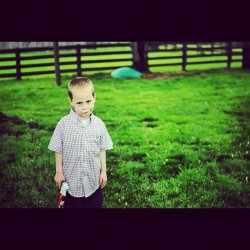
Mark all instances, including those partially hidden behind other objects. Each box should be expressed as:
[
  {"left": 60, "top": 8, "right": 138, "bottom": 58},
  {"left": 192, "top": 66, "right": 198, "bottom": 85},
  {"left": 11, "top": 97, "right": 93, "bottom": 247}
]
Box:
[{"left": 82, "top": 110, "right": 90, "bottom": 115}]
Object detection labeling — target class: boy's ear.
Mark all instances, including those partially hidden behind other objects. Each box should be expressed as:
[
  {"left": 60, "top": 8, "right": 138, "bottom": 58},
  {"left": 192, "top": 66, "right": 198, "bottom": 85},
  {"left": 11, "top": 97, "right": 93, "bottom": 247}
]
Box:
[{"left": 68, "top": 97, "right": 73, "bottom": 105}]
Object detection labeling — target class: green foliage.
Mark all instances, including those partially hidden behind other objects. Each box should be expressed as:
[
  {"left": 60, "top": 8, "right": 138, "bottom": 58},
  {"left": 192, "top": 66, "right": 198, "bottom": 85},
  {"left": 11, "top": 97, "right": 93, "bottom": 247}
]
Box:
[{"left": 0, "top": 70, "right": 249, "bottom": 208}]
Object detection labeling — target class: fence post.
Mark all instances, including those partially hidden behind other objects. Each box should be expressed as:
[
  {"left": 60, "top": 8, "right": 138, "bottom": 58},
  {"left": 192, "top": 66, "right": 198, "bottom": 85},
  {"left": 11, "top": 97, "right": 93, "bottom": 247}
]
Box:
[
  {"left": 227, "top": 42, "right": 232, "bottom": 69},
  {"left": 53, "top": 42, "right": 61, "bottom": 86},
  {"left": 242, "top": 42, "right": 250, "bottom": 69},
  {"left": 16, "top": 49, "right": 21, "bottom": 80},
  {"left": 211, "top": 42, "right": 214, "bottom": 55},
  {"left": 182, "top": 43, "right": 187, "bottom": 71},
  {"left": 76, "top": 45, "right": 82, "bottom": 77}
]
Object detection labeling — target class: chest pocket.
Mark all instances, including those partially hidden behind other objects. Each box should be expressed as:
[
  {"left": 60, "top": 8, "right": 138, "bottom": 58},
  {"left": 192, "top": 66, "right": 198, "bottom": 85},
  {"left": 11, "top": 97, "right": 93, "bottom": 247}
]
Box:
[{"left": 87, "top": 134, "right": 101, "bottom": 153}]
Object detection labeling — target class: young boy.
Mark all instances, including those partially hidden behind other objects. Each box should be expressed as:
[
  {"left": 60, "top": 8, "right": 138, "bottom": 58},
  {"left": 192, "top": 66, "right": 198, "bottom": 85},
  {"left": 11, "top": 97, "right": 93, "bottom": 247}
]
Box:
[{"left": 48, "top": 77, "right": 113, "bottom": 208}]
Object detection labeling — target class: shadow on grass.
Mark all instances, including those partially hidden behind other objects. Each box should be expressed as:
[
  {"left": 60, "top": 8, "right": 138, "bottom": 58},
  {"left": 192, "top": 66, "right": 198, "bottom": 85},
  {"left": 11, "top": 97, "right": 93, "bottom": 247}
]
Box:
[
  {"left": 219, "top": 98, "right": 250, "bottom": 207},
  {"left": 0, "top": 112, "right": 56, "bottom": 208}
]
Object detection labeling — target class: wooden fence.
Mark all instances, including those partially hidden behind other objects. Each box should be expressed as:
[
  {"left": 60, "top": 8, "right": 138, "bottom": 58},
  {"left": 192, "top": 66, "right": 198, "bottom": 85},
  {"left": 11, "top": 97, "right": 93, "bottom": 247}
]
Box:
[
  {"left": 147, "top": 42, "right": 242, "bottom": 70},
  {"left": 0, "top": 42, "right": 244, "bottom": 80},
  {"left": 0, "top": 43, "right": 132, "bottom": 79}
]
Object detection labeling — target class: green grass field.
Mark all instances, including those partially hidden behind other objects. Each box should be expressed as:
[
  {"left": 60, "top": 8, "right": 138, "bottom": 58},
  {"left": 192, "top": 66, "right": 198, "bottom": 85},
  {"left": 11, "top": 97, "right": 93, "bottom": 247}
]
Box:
[{"left": 0, "top": 69, "right": 249, "bottom": 208}]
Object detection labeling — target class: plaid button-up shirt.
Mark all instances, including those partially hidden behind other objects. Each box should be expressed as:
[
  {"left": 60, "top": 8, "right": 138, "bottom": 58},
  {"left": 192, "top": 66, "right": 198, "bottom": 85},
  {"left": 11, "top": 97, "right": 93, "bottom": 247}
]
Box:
[{"left": 48, "top": 108, "right": 113, "bottom": 198}]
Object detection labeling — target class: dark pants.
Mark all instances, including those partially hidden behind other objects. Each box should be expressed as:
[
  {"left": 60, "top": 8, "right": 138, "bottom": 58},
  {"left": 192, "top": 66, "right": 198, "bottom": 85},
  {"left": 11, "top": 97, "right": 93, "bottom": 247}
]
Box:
[{"left": 64, "top": 187, "right": 103, "bottom": 208}]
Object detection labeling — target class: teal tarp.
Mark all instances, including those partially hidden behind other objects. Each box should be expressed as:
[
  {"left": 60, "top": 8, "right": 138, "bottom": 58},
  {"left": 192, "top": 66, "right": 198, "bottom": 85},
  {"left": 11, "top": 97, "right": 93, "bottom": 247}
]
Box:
[{"left": 111, "top": 67, "right": 141, "bottom": 79}]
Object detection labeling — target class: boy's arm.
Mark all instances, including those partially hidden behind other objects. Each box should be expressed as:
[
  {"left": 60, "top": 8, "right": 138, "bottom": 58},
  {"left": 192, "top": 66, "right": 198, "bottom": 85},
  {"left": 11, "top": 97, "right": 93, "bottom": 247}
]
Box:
[
  {"left": 99, "top": 150, "right": 107, "bottom": 189},
  {"left": 54, "top": 152, "right": 65, "bottom": 188}
]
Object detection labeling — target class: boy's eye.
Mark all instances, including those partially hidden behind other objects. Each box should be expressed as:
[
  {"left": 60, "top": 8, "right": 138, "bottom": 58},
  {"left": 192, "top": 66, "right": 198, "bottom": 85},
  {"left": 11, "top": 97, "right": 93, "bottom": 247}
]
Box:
[
  {"left": 87, "top": 100, "right": 91, "bottom": 103},
  {"left": 76, "top": 102, "right": 82, "bottom": 105}
]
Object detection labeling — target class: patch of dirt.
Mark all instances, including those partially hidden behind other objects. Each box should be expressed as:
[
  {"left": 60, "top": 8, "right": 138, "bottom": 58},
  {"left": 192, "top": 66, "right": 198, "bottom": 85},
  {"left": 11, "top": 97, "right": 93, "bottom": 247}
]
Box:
[
  {"left": 141, "top": 68, "right": 243, "bottom": 79},
  {"left": 140, "top": 117, "right": 158, "bottom": 122},
  {"left": 132, "top": 153, "right": 148, "bottom": 162},
  {"left": 0, "top": 112, "right": 43, "bottom": 130},
  {"left": 142, "top": 72, "right": 172, "bottom": 79},
  {"left": 91, "top": 68, "right": 245, "bottom": 80}
]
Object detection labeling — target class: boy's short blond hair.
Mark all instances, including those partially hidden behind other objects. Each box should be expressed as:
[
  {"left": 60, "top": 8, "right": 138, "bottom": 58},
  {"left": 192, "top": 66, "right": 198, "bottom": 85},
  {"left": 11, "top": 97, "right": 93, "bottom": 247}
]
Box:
[{"left": 68, "top": 77, "right": 95, "bottom": 100}]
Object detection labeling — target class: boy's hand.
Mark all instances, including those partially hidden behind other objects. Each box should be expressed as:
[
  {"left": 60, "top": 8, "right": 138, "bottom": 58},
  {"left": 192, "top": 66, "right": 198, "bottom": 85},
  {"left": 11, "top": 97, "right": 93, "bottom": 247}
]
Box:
[
  {"left": 54, "top": 173, "right": 65, "bottom": 188},
  {"left": 99, "top": 171, "right": 107, "bottom": 189}
]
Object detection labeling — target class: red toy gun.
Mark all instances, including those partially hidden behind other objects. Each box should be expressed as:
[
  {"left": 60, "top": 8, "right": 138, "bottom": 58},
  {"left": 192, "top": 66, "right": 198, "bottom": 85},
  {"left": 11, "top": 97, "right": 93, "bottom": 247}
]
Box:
[{"left": 57, "top": 182, "right": 69, "bottom": 208}]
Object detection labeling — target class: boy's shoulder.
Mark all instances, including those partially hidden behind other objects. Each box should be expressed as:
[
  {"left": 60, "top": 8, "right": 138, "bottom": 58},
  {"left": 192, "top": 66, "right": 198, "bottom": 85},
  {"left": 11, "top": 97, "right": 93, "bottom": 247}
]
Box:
[
  {"left": 91, "top": 114, "right": 105, "bottom": 125},
  {"left": 57, "top": 113, "right": 72, "bottom": 126}
]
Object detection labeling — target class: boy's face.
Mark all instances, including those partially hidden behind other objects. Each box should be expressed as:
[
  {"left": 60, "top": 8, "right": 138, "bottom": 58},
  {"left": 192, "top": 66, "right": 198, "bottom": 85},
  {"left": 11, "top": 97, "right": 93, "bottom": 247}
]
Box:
[{"left": 69, "top": 85, "right": 96, "bottom": 120}]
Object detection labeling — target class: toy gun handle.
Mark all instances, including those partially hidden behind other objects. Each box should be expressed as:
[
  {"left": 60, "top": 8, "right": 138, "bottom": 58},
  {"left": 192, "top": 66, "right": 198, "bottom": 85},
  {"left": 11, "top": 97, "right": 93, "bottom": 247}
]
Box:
[{"left": 57, "top": 181, "right": 69, "bottom": 208}]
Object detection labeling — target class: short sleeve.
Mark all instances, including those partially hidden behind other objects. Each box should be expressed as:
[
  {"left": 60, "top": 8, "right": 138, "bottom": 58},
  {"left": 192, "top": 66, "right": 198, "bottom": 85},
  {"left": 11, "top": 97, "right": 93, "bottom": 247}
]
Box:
[
  {"left": 48, "top": 122, "right": 63, "bottom": 153},
  {"left": 100, "top": 123, "right": 113, "bottom": 151}
]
